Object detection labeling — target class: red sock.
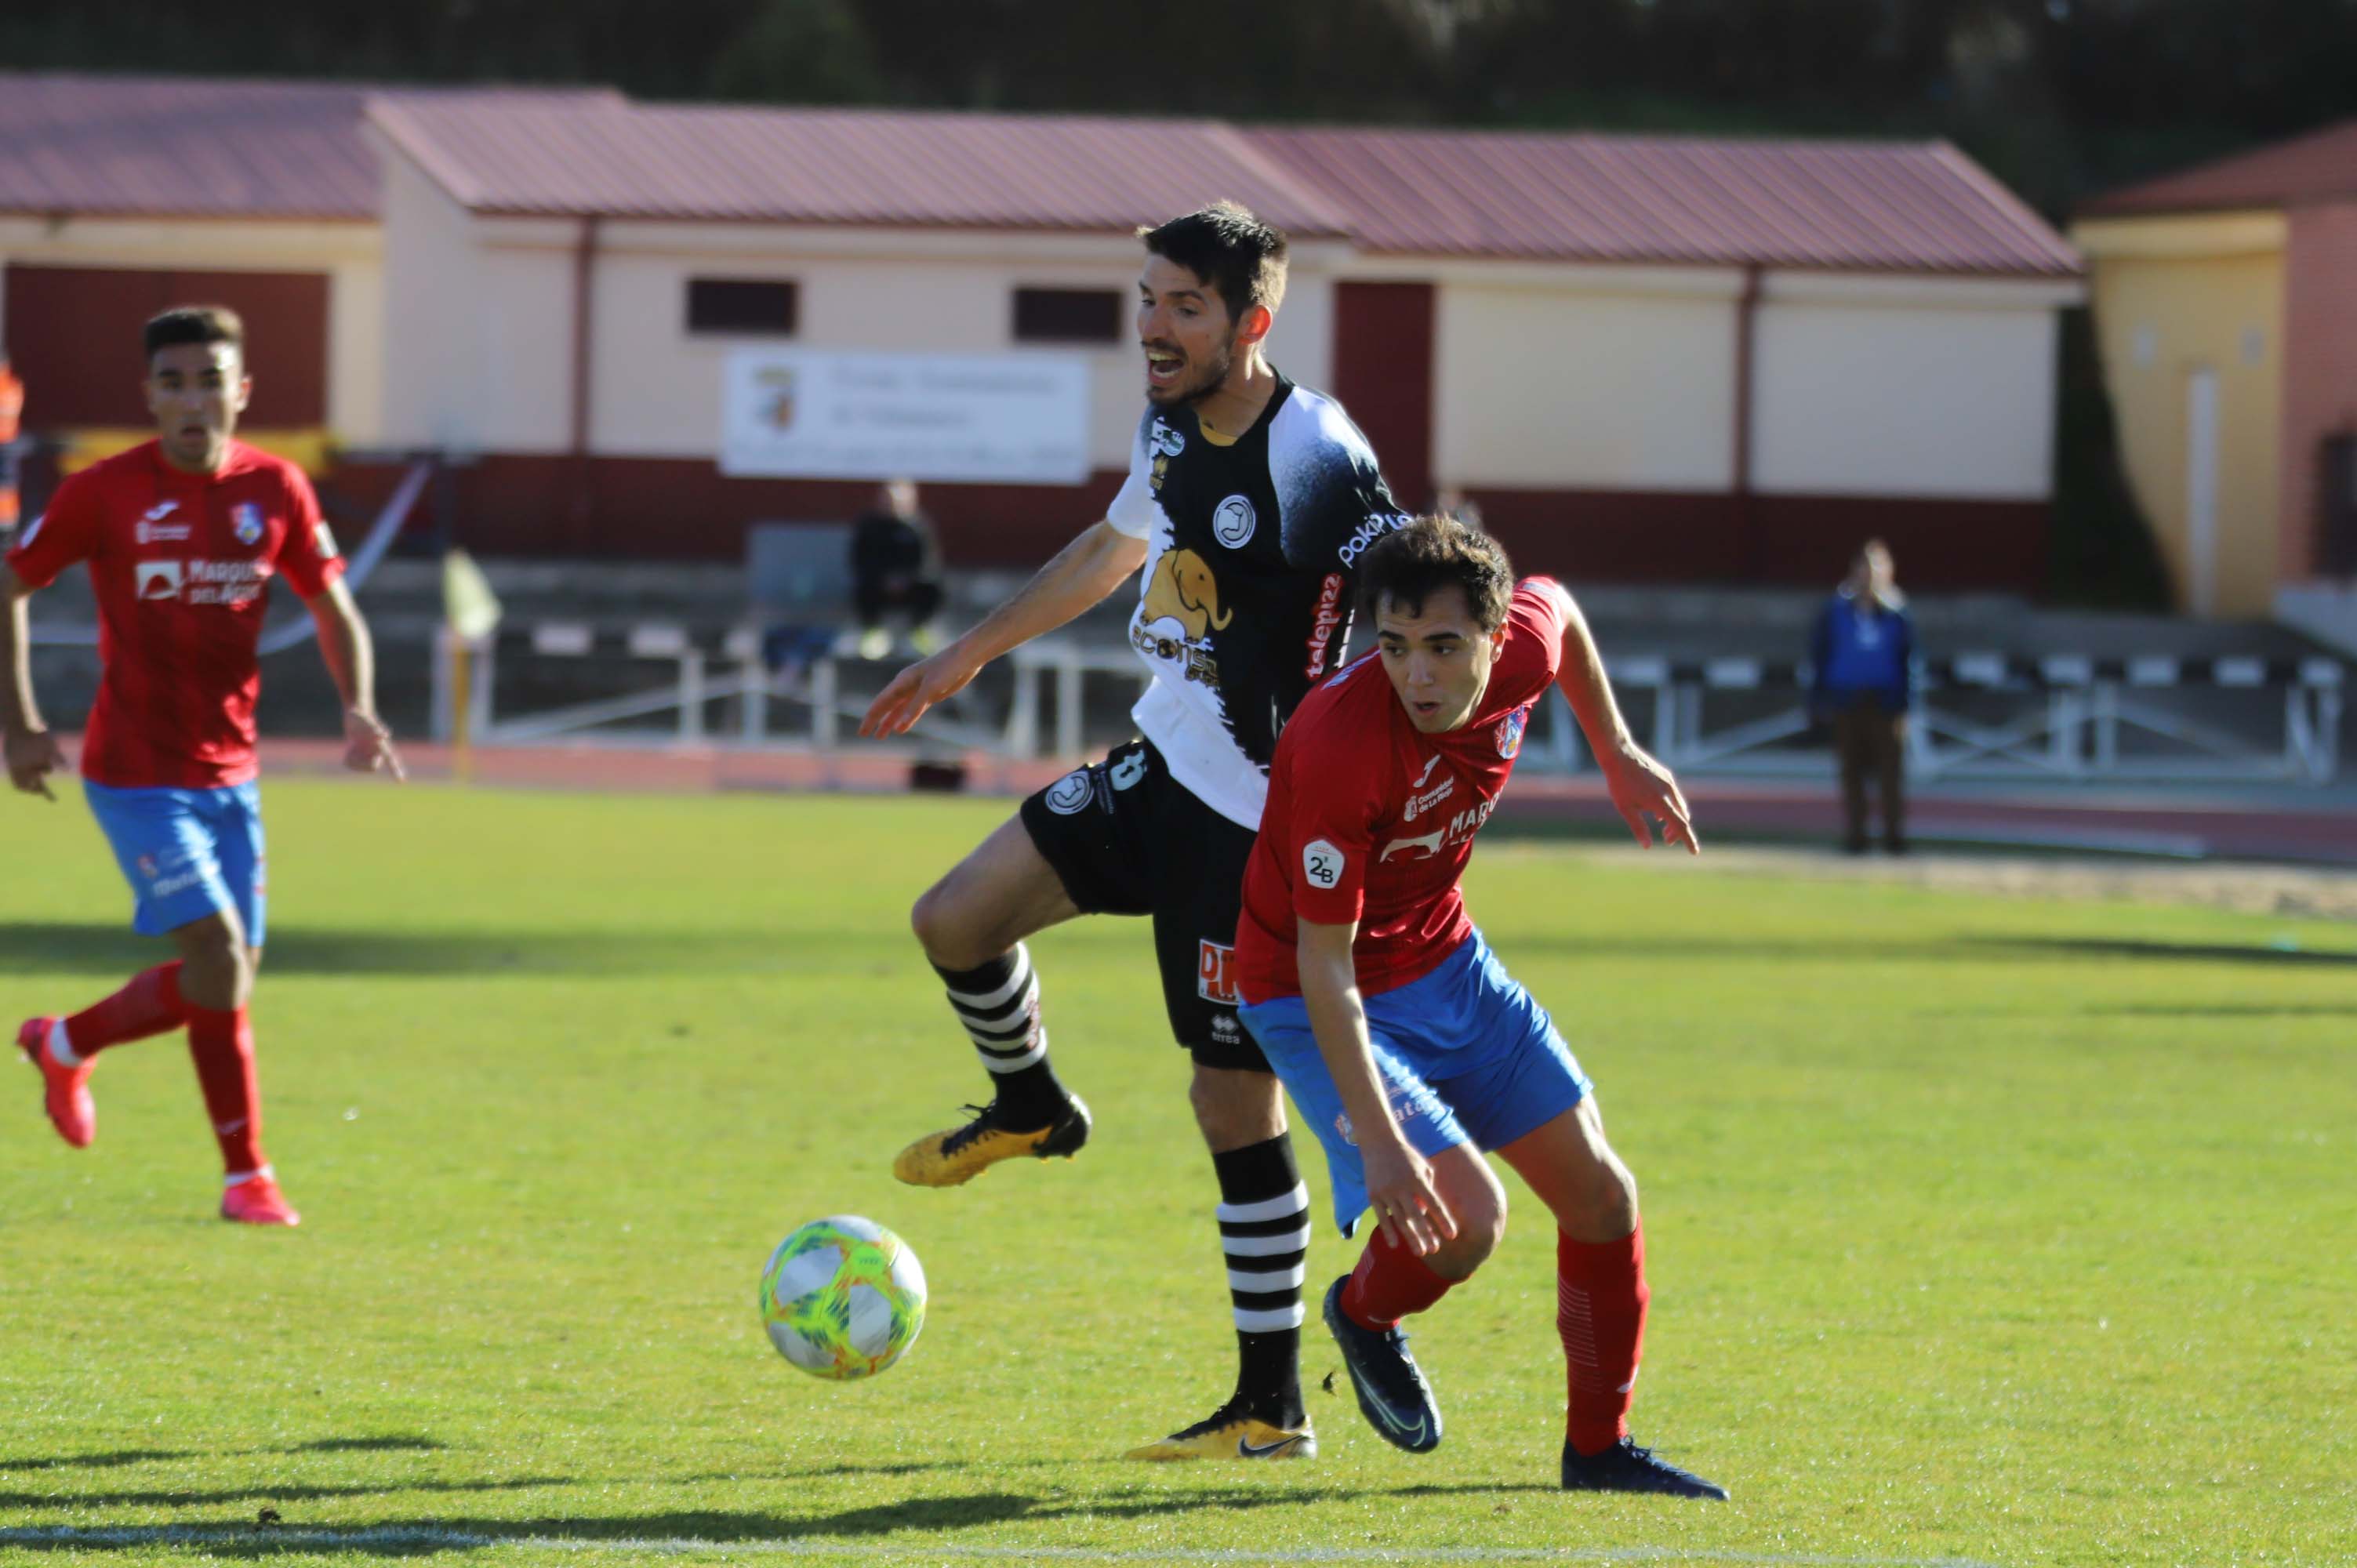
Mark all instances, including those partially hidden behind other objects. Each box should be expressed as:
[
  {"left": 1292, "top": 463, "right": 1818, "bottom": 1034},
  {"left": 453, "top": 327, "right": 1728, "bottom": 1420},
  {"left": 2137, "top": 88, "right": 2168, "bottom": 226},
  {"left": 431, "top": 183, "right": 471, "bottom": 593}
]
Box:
[
  {"left": 62, "top": 963, "right": 187, "bottom": 1058},
  {"left": 1559, "top": 1223, "right": 1649, "bottom": 1455},
  {"left": 1340, "top": 1225, "right": 1455, "bottom": 1330},
  {"left": 185, "top": 1004, "right": 265, "bottom": 1176}
]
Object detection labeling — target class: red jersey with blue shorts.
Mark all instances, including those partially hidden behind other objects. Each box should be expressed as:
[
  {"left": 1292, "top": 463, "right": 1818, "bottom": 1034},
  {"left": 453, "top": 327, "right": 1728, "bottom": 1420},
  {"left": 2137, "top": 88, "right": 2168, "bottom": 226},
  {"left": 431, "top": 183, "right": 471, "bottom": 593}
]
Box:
[
  {"left": 1236, "top": 578, "right": 1567, "bottom": 1004},
  {"left": 5, "top": 439, "right": 344, "bottom": 789}
]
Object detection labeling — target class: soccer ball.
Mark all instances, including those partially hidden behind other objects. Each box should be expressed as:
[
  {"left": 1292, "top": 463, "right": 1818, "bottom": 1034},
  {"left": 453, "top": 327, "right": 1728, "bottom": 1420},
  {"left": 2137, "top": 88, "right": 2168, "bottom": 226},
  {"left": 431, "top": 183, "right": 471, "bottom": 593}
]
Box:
[{"left": 758, "top": 1216, "right": 928, "bottom": 1380}]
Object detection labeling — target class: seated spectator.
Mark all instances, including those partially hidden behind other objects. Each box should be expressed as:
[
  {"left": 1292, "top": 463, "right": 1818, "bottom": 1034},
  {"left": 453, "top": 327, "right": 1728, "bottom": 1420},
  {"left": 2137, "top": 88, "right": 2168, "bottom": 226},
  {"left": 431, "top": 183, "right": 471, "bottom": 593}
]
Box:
[{"left": 849, "top": 479, "right": 945, "bottom": 660}]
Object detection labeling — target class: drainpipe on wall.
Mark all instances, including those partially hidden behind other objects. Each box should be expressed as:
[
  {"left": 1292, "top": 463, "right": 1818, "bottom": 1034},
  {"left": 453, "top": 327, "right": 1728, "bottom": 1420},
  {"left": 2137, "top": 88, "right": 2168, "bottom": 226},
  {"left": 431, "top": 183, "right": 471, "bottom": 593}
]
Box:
[
  {"left": 569, "top": 214, "right": 601, "bottom": 530},
  {"left": 1732, "top": 263, "right": 1763, "bottom": 582}
]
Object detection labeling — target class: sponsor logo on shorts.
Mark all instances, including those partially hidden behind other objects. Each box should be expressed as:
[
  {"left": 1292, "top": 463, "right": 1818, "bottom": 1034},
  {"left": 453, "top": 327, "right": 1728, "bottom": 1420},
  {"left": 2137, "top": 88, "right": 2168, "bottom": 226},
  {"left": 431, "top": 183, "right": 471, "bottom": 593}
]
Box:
[
  {"left": 1302, "top": 838, "right": 1344, "bottom": 891},
  {"left": 1212, "top": 494, "right": 1256, "bottom": 549},
  {"left": 1211, "top": 1012, "right": 1242, "bottom": 1045},
  {"left": 1197, "top": 939, "right": 1238, "bottom": 1005},
  {"left": 1303, "top": 572, "right": 1345, "bottom": 677},
  {"left": 1044, "top": 768, "right": 1094, "bottom": 816},
  {"left": 231, "top": 502, "right": 264, "bottom": 546}
]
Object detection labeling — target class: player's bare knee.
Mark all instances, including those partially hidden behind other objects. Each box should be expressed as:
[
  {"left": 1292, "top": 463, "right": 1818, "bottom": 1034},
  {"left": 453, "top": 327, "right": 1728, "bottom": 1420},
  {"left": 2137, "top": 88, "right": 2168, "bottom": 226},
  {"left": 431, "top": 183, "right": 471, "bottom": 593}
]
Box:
[
  {"left": 909, "top": 878, "right": 984, "bottom": 969},
  {"left": 1188, "top": 1065, "right": 1280, "bottom": 1149},
  {"left": 171, "top": 917, "right": 250, "bottom": 1009}
]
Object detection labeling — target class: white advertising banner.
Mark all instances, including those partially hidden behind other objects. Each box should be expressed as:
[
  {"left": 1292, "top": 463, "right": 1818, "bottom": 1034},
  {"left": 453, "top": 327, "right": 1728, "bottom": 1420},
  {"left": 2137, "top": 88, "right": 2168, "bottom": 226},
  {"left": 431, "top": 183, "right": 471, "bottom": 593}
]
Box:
[{"left": 721, "top": 348, "right": 1092, "bottom": 484}]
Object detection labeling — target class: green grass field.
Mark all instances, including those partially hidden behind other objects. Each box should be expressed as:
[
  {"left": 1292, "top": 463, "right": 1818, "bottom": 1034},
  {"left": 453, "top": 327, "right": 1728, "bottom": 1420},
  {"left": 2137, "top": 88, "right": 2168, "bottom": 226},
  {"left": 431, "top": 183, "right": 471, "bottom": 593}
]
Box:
[{"left": 2, "top": 780, "right": 2352, "bottom": 1567}]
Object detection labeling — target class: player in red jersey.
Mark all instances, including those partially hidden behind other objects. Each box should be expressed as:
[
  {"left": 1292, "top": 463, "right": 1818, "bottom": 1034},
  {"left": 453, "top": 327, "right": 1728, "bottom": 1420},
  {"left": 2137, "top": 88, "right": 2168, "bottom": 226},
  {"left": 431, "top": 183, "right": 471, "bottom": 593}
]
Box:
[
  {"left": 2, "top": 306, "right": 402, "bottom": 1226},
  {"left": 1233, "top": 516, "right": 1727, "bottom": 1497}
]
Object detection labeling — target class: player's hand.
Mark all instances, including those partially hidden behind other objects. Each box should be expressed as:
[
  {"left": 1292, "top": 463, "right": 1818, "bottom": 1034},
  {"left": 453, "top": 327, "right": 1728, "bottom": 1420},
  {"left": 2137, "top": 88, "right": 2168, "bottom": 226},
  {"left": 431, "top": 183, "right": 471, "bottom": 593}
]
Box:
[
  {"left": 1600, "top": 738, "right": 1698, "bottom": 854},
  {"left": 5, "top": 725, "right": 67, "bottom": 800},
  {"left": 859, "top": 644, "right": 982, "bottom": 739},
  {"left": 343, "top": 708, "right": 406, "bottom": 781},
  {"left": 1361, "top": 1134, "right": 1458, "bottom": 1258}
]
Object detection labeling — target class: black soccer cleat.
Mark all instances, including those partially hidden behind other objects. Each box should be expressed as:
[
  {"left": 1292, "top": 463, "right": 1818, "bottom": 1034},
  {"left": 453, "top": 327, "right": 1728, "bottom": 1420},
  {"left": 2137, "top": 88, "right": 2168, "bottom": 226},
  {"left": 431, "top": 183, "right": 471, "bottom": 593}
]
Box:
[
  {"left": 1560, "top": 1436, "right": 1729, "bottom": 1501},
  {"left": 1321, "top": 1276, "right": 1442, "bottom": 1453},
  {"left": 892, "top": 1094, "right": 1091, "bottom": 1186}
]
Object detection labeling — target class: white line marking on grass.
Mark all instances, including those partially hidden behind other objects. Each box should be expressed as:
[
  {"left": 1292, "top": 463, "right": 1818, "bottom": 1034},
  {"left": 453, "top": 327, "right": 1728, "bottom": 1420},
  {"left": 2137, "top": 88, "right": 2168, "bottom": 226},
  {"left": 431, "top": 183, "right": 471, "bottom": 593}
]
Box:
[{"left": 0, "top": 1526, "right": 2001, "bottom": 1567}]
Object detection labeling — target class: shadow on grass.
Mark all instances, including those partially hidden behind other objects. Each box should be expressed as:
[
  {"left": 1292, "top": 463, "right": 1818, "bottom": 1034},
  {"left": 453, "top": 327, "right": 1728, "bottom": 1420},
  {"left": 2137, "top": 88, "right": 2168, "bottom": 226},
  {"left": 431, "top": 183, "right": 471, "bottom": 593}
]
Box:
[
  {"left": 0, "top": 1476, "right": 568, "bottom": 1511},
  {"left": 0, "top": 1482, "right": 1561, "bottom": 1555},
  {"left": 1972, "top": 935, "right": 2357, "bottom": 968},
  {"left": 0, "top": 1438, "right": 445, "bottom": 1474},
  {"left": 0, "top": 923, "right": 807, "bottom": 978}
]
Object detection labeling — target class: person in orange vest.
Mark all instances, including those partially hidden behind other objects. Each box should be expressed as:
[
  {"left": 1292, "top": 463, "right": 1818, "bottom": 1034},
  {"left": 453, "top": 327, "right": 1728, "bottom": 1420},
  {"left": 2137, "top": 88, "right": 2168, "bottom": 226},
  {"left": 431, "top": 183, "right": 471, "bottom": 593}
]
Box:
[{"left": 0, "top": 357, "right": 24, "bottom": 532}]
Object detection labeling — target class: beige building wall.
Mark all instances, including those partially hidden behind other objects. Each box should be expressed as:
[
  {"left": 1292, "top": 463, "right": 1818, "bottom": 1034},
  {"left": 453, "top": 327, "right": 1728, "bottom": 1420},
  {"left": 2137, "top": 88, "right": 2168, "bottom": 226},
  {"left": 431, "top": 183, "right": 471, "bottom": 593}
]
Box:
[
  {"left": 0, "top": 213, "right": 385, "bottom": 443},
  {"left": 378, "top": 181, "right": 1346, "bottom": 471},
  {"left": 1751, "top": 274, "right": 2072, "bottom": 500},
  {"left": 2073, "top": 212, "right": 2286, "bottom": 616},
  {"left": 1429, "top": 267, "right": 1740, "bottom": 490}
]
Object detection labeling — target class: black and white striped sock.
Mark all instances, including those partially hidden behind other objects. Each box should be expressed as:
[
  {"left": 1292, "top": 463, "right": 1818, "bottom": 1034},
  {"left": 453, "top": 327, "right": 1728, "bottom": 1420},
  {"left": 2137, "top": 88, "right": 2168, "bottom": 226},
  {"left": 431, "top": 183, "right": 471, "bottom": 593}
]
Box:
[
  {"left": 933, "top": 944, "right": 1067, "bottom": 1124},
  {"left": 1215, "top": 1134, "right": 1309, "bottom": 1427}
]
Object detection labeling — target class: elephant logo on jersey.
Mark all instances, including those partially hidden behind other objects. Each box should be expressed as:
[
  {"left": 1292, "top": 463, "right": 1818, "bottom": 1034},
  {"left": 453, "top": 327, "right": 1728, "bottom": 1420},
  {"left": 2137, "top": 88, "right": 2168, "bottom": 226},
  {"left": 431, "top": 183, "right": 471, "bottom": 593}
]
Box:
[
  {"left": 1142, "top": 550, "right": 1232, "bottom": 640},
  {"left": 1131, "top": 548, "right": 1229, "bottom": 687},
  {"left": 1495, "top": 706, "right": 1528, "bottom": 760}
]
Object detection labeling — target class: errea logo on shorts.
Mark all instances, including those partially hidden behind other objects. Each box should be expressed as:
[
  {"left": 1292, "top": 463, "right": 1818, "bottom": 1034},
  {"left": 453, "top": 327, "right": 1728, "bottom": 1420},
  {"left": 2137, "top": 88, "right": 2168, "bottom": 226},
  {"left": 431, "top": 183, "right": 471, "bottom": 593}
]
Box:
[{"left": 1302, "top": 838, "right": 1345, "bottom": 891}]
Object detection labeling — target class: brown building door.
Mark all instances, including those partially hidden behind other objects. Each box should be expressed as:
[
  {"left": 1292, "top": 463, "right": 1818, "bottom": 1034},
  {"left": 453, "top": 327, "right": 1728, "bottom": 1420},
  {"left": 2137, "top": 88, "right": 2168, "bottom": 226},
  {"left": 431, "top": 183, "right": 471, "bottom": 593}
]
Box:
[
  {"left": 2, "top": 264, "right": 330, "bottom": 430},
  {"left": 1331, "top": 281, "right": 1435, "bottom": 513}
]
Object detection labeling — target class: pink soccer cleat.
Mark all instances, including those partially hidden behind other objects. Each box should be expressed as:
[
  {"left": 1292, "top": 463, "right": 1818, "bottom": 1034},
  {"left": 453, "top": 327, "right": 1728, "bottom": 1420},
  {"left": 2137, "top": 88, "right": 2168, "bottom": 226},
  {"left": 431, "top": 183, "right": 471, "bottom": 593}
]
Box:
[
  {"left": 16, "top": 1016, "right": 95, "bottom": 1149},
  {"left": 220, "top": 1172, "right": 301, "bottom": 1227}
]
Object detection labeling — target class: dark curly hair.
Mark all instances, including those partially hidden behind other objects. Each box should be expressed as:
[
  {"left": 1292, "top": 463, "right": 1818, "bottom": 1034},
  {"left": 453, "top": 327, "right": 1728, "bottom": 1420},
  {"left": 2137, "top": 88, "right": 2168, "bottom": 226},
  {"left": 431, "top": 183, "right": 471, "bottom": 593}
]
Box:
[{"left": 1357, "top": 516, "right": 1516, "bottom": 633}]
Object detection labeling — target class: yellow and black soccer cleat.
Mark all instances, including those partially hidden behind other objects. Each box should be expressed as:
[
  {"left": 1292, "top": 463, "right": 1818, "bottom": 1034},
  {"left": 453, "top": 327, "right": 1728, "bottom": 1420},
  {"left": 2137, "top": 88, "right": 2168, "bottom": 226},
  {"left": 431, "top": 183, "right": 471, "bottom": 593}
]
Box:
[
  {"left": 1124, "top": 1402, "right": 1317, "bottom": 1461},
  {"left": 892, "top": 1095, "right": 1091, "bottom": 1188}
]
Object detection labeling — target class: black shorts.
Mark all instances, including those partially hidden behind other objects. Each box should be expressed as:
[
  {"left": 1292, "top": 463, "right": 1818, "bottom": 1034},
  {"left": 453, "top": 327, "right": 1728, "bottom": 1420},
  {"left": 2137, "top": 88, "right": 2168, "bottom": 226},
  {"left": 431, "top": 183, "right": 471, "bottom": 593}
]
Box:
[{"left": 1019, "top": 737, "right": 1267, "bottom": 1071}]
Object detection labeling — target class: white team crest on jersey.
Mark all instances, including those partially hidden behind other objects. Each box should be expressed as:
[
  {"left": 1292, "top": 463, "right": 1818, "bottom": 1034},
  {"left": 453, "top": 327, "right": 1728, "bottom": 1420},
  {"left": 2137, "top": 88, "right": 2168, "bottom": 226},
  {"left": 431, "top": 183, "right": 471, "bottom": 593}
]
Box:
[
  {"left": 231, "top": 503, "right": 264, "bottom": 546},
  {"left": 1495, "top": 706, "right": 1527, "bottom": 760},
  {"left": 1045, "top": 769, "right": 1094, "bottom": 815},
  {"left": 1212, "top": 494, "right": 1256, "bottom": 549}
]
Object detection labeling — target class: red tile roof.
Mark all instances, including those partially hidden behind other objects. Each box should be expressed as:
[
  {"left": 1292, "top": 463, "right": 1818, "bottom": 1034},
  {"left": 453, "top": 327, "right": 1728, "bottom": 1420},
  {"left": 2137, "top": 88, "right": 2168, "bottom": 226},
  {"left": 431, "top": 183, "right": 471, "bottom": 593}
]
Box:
[
  {"left": 2079, "top": 119, "right": 2357, "bottom": 219},
  {"left": 1247, "top": 126, "right": 2079, "bottom": 276},
  {"left": 0, "top": 72, "right": 622, "bottom": 221},
  {"left": 365, "top": 96, "right": 1354, "bottom": 237},
  {"left": 3, "top": 72, "right": 2077, "bottom": 278}
]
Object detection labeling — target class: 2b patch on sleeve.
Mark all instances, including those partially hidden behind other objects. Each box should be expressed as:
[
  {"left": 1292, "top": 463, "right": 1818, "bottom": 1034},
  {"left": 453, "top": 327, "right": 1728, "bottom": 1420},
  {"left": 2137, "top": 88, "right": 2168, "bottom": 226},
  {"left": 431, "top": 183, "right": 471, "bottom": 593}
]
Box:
[{"left": 1302, "top": 838, "right": 1344, "bottom": 890}]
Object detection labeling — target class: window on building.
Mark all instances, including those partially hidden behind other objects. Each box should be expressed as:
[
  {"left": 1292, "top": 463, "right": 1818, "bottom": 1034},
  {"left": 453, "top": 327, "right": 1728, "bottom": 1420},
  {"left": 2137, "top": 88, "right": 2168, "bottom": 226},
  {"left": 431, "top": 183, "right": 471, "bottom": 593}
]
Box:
[
  {"left": 686, "top": 278, "right": 798, "bottom": 336},
  {"left": 1012, "top": 288, "right": 1122, "bottom": 345}
]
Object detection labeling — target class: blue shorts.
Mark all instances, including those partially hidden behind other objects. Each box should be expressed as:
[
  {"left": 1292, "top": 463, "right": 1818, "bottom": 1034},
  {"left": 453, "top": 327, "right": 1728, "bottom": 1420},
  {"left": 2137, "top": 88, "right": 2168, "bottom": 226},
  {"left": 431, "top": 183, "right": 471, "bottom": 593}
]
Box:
[
  {"left": 83, "top": 779, "right": 267, "bottom": 944},
  {"left": 1240, "top": 931, "right": 1592, "bottom": 1236}
]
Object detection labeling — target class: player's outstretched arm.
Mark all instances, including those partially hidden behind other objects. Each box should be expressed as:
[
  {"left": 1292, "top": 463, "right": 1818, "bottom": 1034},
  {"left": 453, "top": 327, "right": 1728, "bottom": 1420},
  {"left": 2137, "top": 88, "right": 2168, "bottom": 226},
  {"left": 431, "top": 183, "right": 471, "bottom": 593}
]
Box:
[
  {"left": 1299, "top": 918, "right": 1458, "bottom": 1257},
  {"left": 1, "top": 565, "right": 67, "bottom": 801},
  {"left": 859, "top": 520, "right": 1146, "bottom": 739},
  {"left": 304, "top": 578, "right": 404, "bottom": 781},
  {"left": 1549, "top": 583, "right": 1698, "bottom": 855}
]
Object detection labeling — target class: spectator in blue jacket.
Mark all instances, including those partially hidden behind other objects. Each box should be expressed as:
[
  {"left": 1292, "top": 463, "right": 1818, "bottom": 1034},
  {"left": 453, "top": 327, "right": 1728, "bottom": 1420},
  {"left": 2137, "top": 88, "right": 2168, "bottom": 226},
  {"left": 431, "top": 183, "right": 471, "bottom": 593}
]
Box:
[{"left": 1810, "top": 540, "right": 1913, "bottom": 854}]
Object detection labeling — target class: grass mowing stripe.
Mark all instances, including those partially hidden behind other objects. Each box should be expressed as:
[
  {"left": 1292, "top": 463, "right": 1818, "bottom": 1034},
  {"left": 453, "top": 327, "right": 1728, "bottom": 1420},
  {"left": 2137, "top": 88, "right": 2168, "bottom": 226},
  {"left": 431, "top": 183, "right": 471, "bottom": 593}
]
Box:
[{"left": 0, "top": 1529, "right": 2004, "bottom": 1566}]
